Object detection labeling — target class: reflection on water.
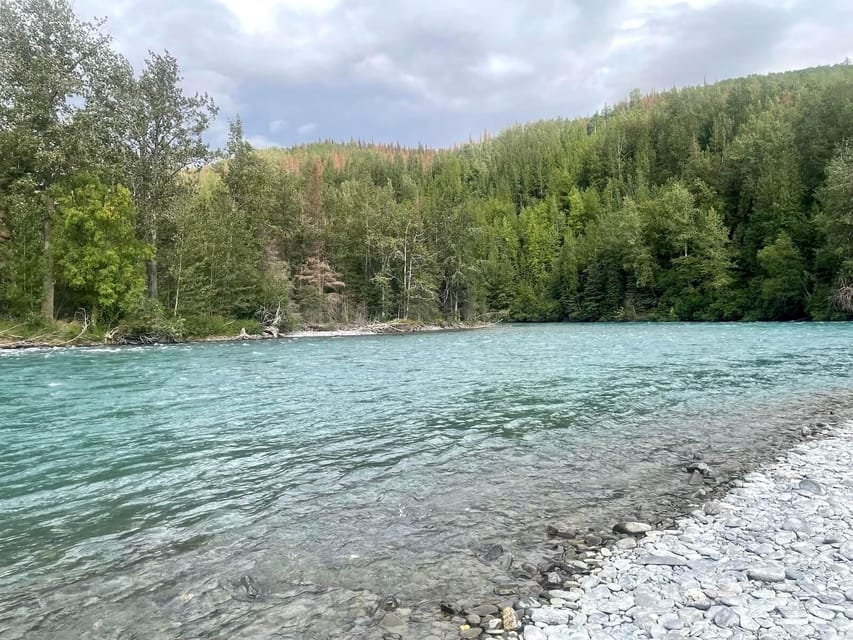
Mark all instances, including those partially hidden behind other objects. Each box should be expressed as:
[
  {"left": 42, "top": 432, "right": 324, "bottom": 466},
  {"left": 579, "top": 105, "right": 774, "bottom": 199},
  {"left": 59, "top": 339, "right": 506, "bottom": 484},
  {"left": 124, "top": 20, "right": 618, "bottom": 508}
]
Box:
[{"left": 1, "top": 323, "right": 852, "bottom": 638}]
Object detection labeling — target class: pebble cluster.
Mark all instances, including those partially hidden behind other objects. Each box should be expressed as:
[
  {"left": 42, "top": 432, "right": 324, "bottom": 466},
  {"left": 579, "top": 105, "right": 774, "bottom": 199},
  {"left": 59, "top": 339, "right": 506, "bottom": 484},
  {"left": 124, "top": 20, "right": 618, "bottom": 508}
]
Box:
[{"left": 440, "top": 421, "right": 853, "bottom": 640}]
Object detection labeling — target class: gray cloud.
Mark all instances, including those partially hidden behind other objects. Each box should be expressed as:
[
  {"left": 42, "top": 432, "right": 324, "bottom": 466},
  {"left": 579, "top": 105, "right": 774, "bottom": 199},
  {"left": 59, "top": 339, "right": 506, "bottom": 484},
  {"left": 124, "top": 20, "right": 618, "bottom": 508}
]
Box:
[{"left": 74, "top": 0, "right": 853, "bottom": 148}]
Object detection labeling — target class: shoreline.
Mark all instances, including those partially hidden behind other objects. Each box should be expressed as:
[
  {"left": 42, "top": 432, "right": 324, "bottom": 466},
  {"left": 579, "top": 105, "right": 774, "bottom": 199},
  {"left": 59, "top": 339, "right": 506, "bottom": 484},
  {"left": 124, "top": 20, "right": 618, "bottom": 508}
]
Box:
[
  {"left": 433, "top": 410, "right": 852, "bottom": 640},
  {"left": 0, "top": 320, "right": 496, "bottom": 351}
]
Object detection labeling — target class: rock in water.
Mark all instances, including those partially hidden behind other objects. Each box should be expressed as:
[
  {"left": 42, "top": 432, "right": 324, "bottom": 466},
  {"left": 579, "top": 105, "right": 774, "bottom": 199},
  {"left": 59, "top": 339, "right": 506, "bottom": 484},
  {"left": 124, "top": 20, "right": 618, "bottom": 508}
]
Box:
[
  {"left": 236, "top": 575, "right": 260, "bottom": 600},
  {"left": 441, "top": 600, "right": 464, "bottom": 615},
  {"left": 484, "top": 618, "right": 502, "bottom": 631},
  {"left": 688, "top": 470, "right": 705, "bottom": 485},
  {"left": 502, "top": 607, "right": 520, "bottom": 631},
  {"left": 544, "top": 571, "right": 562, "bottom": 587},
  {"left": 475, "top": 543, "right": 504, "bottom": 563},
  {"left": 686, "top": 461, "right": 711, "bottom": 476},
  {"left": 613, "top": 522, "right": 652, "bottom": 535},
  {"left": 470, "top": 604, "right": 499, "bottom": 616},
  {"left": 546, "top": 523, "right": 580, "bottom": 539},
  {"left": 380, "top": 612, "right": 407, "bottom": 634},
  {"left": 747, "top": 564, "right": 786, "bottom": 583},
  {"left": 801, "top": 425, "right": 812, "bottom": 437}
]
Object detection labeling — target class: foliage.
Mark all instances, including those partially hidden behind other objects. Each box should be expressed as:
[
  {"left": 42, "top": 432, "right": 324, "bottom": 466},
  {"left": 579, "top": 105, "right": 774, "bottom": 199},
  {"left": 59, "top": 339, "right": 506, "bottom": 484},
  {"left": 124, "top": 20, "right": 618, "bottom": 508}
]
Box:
[
  {"left": 181, "top": 315, "right": 261, "bottom": 338},
  {"left": 2, "top": 0, "right": 853, "bottom": 330},
  {"left": 117, "top": 298, "right": 184, "bottom": 342},
  {"left": 0, "top": 0, "right": 128, "bottom": 319},
  {"left": 53, "top": 175, "right": 150, "bottom": 323},
  {"left": 123, "top": 51, "right": 218, "bottom": 299}
]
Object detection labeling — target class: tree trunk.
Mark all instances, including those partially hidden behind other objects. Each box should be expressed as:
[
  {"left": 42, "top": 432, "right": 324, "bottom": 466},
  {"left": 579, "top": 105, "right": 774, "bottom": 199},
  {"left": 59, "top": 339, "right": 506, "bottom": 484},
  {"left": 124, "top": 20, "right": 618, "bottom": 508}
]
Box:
[
  {"left": 40, "top": 197, "right": 55, "bottom": 321},
  {"left": 146, "top": 259, "right": 159, "bottom": 300},
  {"left": 146, "top": 223, "right": 158, "bottom": 299}
]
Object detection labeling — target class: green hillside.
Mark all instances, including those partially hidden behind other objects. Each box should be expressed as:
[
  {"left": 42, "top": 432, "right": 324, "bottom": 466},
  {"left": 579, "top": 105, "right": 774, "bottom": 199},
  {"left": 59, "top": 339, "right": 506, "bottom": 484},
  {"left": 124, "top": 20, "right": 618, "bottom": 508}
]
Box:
[{"left": 2, "top": 0, "right": 853, "bottom": 337}]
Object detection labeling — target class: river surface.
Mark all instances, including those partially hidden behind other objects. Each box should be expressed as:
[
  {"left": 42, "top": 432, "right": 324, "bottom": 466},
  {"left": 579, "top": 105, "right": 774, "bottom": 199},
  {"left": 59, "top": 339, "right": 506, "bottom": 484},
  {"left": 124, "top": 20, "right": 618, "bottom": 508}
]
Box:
[{"left": 1, "top": 323, "right": 852, "bottom": 639}]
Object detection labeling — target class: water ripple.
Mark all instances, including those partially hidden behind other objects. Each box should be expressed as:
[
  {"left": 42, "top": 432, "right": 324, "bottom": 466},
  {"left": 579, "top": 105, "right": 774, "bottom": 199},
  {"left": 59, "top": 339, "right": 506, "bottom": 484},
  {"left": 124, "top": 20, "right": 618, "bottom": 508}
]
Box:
[{"left": 1, "top": 323, "right": 853, "bottom": 638}]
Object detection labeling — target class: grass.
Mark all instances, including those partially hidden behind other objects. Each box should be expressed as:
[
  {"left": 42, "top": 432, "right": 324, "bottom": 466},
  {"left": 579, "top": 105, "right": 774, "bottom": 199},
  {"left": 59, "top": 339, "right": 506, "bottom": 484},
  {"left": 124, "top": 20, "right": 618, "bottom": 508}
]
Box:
[
  {"left": 0, "top": 316, "right": 106, "bottom": 346},
  {"left": 0, "top": 313, "right": 264, "bottom": 347}
]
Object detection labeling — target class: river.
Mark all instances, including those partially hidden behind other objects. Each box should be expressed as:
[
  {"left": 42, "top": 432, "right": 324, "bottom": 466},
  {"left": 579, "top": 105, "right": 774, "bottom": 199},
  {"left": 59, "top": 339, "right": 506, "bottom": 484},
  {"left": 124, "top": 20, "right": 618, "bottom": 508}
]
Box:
[{"left": 1, "top": 323, "right": 852, "bottom": 639}]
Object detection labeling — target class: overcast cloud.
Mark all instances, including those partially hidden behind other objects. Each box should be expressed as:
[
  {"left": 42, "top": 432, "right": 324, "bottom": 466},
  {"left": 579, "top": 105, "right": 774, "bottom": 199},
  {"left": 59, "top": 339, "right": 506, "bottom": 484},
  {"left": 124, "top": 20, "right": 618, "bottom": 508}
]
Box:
[{"left": 74, "top": 0, "right": 853, "bottom": 148}]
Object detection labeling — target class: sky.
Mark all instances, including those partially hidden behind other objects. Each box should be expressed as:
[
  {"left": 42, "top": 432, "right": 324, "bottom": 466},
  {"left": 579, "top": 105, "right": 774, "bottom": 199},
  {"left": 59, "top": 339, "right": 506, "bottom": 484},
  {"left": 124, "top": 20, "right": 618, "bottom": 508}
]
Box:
[{"left": 74, "top": 0, "right": 853, "bottom": 149}]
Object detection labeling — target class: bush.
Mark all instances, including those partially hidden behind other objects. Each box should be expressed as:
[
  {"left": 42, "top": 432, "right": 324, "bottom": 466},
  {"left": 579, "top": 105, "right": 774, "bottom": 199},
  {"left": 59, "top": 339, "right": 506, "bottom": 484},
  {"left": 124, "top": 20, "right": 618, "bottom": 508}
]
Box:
[
  {"left": 183, "top": 315, "right": 261, "bottom": 337},
  {"left": 114, "top": 299, "right": 185, "bottom": 343}
]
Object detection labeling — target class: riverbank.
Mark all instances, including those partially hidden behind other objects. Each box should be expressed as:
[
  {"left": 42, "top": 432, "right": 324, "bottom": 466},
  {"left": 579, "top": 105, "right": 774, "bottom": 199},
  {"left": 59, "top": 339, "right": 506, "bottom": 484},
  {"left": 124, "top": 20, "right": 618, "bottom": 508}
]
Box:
[
  {"left": 226, "top": 320, "right": 495, "bottom": 341},
  {"left": 0, "top": 319, "right": 495, "bottom": 350},
  {"left": 436, "top": 418, "right": 853, "bottom": 640}
]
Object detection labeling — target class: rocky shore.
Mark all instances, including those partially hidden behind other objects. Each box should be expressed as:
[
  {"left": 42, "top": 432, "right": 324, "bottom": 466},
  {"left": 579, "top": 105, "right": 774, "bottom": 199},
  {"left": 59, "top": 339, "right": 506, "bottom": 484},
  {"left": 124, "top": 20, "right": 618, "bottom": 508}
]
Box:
[
  {"left": 282, "top": 321, "right": 494, "bottom": 339},
  {"left": 0, "top": 320, "right": 494, "bottom": 350},
  {"left": 424, "top": 420, "right": 853, "bottom": 640}
]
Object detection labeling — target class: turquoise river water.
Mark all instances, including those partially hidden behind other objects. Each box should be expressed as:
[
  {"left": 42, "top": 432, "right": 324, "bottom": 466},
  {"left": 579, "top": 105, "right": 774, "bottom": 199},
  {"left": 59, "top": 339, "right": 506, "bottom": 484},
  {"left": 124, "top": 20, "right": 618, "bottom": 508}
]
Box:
[{"left": 1, "top": 323, "right": 852, "bottom": 639}]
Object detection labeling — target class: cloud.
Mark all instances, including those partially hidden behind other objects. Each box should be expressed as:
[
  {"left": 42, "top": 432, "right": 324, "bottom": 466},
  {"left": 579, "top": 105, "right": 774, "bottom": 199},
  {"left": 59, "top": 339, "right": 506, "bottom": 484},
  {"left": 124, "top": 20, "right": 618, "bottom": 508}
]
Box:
[
  {"left": 74, "top": 0, "right": 853, "bottom": 148},
  {"left": 297, "top": 122, "right": 317, "bottom": 136},
  {"left": 246, "top": 134, "right": 282, "bottom": 148}
]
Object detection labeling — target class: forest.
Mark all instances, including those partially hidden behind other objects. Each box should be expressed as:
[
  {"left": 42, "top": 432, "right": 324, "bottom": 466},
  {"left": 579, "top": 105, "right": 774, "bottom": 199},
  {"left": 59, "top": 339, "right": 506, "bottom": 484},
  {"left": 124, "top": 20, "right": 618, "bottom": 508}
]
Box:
[{"left": 2, "top": 0, "right": 853, "bottom": 342}]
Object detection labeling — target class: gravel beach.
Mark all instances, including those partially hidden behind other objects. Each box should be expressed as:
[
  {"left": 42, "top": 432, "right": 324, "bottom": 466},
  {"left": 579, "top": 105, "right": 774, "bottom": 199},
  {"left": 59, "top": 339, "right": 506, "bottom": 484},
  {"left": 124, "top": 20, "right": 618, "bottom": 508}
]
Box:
[{"left": 443, "top": 421, "right": 853, "bottom": 640}]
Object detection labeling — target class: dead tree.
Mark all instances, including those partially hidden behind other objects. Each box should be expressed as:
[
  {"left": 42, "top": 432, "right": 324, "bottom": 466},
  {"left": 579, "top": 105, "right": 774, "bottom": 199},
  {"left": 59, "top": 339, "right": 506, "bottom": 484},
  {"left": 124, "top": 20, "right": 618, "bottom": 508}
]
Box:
[
  {"left": 296, "top": 255, "right": 346, "bottom": 323},
  {"left": 837, "top": 280, "right": 853, "bottom": 313}
]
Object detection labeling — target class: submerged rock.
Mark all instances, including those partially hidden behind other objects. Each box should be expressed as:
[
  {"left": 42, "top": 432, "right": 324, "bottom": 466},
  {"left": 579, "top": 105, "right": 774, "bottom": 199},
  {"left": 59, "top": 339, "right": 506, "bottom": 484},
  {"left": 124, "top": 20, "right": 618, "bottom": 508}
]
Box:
[
  {"left": 475, "top": 543, "right": 505, "bottom": 563},
  {"left": 546, "top": 523, "right": 581, "bottom": 539},
  {"left": 544, "top": 571, "right": 563, "bottom": 588},
  {"left": 687, "top": 461, "right": 712, "bottom": 476},
  {"left": 380, "top": 612, "right": 407, "bottom": 634},
  {"left": 470, "top": 604, "right": 499, "bottom": 616},
  {"left": 441, "top": 600, "right": 464, "bottom": 615},
  {"left": 229, "top": 575, "right": 262, "bottom": 601},
  {"left": 613, "top": 522, "right": 652, "bottom": 535},
  {"left": 688, "top": 470, "right": 705, "bottom": 485}
]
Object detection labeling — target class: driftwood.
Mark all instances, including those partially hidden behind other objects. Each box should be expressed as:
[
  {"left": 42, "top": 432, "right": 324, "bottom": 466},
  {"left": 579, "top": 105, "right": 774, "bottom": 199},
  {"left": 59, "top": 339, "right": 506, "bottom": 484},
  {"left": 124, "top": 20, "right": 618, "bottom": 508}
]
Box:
[
  {"left": 260, "top": 302, "right": 283, "bottom": 338},
  {"left": 0, "top": 310, "right": 90, "bottom": 349},
  {"left": 103, "top": 322, "right": 179, "bottom": 346}
]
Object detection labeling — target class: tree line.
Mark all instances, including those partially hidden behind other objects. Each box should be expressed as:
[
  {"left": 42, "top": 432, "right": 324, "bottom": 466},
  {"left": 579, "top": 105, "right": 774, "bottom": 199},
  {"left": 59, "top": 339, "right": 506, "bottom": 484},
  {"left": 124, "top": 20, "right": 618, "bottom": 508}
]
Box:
[{"left": 1, "top": 0, "right": 852, "bottom": 339}]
